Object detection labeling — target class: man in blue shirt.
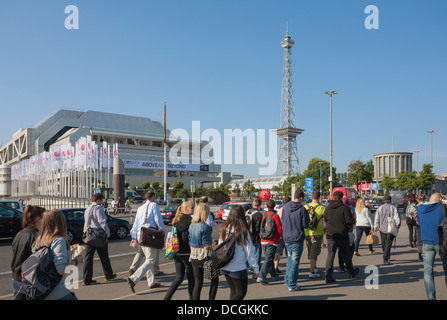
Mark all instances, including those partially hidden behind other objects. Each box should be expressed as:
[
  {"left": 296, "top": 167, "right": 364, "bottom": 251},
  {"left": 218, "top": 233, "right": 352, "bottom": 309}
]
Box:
[
  {"left": 417, "top": 192, "right": 446, "bottom": 300},
  {"left": 281, "top": 189, "right": 309, "bottom": 292},
  {"left": 128, "top": 191, "right": 165, "bottom": 293}
]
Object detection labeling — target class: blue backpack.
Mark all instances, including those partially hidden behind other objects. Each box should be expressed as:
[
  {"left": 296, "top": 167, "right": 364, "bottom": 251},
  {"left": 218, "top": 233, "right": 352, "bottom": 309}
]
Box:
[{"left": 20, "top": 246, "right": 63, "bottom": 300}]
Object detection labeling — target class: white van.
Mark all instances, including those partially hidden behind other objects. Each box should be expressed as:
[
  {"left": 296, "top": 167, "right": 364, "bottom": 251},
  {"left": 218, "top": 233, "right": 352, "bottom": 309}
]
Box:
[
  {"left": 125, "top": 190, "right": 139, "bottom": 199},
  {"left": 0, "top": 200, "right": 25, "bottom": 212}
]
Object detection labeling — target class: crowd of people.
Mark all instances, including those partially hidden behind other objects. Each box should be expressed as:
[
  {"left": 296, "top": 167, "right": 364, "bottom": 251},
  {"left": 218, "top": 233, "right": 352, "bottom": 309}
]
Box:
[{"left": 9, "top": 190, "right": 447, "bottom": 300}]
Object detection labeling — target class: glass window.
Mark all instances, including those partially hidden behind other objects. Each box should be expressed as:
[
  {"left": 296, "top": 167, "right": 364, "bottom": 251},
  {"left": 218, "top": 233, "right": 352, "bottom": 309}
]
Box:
[{"left": 0, "top": 206, "right": 15, "bottom": 217}]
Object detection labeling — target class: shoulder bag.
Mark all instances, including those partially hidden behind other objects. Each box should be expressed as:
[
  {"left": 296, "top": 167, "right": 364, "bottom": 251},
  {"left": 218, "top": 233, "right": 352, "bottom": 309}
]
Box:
[
  {"left": 139, "top": 203, "right": 165, "bottom": 249},
  {"left": 82, "top": 204, "right": 108, "bottom": 248}
]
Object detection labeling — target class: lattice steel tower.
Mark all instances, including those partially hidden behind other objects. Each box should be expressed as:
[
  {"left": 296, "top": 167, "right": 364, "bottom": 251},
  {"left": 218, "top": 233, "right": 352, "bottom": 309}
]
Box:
[{"left": 274, "top": 27, "right": 304, "bottom": 177}]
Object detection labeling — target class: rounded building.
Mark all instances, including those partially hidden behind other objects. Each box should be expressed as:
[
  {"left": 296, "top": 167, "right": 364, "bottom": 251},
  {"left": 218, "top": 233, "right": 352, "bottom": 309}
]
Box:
[{"left": 373, "top": 152, "right": 413, "bottom": 181}]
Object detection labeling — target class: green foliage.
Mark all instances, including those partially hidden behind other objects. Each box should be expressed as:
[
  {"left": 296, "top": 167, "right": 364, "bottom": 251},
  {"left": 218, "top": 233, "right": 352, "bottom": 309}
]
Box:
[{"left": 140, "top": 181, "right": 150, "bottom": 189}]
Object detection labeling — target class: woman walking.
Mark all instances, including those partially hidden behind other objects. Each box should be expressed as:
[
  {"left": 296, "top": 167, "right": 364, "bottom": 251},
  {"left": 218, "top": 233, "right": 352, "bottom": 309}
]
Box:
[
  {"left": 11, "top": 205, "right": 45, "bottom": 299},
  {"left": 33, "top": 209, "right": 84, "bottom": 300},
  {"left": 218, "top": 205, "right": 259, "bottom": 300},
  {"left": 353, "top": 198, "right": 375, "bottom": 255},
  {"left": 188, "top": 203, "right": 218, "bottom": 300},
  {"left": 164, "top": 201, "right": 195, "bottom": 300}
]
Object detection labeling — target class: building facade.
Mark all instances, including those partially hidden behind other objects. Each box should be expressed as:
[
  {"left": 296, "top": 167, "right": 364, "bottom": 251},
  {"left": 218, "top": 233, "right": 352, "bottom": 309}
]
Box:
[{"left": 373, "top": 152, "right": 413, "bottom": 181}]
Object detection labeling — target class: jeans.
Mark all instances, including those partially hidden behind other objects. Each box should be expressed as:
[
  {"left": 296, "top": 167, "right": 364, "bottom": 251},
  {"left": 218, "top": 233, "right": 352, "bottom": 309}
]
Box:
[
  {"left": 253, "top": 242, "right": 262, "bottom": 268},
  {"left": 354, "top": 226, "right": 373, "bottom": 252},
  {"left": 259, "top": 244, "right": 277, "bottom": 280},
  {"left": 284, "top": 242, "right": 304, "bottom": 288},
  {"left": 423, "top": 244, "right": 439, "bottom": 299},
  {"left": 164, "top": 254, "right": 195, "bottom": 300}
]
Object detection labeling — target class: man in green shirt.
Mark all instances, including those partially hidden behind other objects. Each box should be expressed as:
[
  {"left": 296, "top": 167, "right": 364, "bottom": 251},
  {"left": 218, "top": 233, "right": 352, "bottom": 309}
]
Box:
[{"left": 304, "top": 190, "right": 326, "bottom": 278}]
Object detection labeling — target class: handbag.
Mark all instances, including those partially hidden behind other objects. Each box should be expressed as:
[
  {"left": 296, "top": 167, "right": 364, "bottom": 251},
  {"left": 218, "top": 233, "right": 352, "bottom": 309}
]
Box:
[
  {"left": 210, "top": 234, "right": 237, "bottom": 269},
  {"left": 366, "top": 231, "right": 379, "bottom": 245},
  {"left": 204, "top": 257, "right": 221, "bottom": 280},
  {"left": 82, "top": 205, "right": 108, "bottom": 248},
  {"left": 387, "top": 210, "right": 398, "bottom": 237},
  {"left": 165, "top": 227, "right": 180, "bottom": 259},
  {"left": 139, "top": 204, "right": 165, "bottom": 249}
]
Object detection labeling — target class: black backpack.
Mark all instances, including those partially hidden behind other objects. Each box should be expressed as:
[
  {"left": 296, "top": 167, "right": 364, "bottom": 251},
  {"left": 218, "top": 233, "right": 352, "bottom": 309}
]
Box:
[
  {"left": 260, "top": 211, "right": 277, "bottom": 239},
  {"left": 210, "top": 235, "right": 237, "bottom": 269},
  {"left": 20, "top": 246, "right": 63, "bottom": 300},
  {"left": 307, "top": 204, "right": 322, "bottom": 230},
  {"left": 245, "top": 208, "right": 259, "bottom": 234}
]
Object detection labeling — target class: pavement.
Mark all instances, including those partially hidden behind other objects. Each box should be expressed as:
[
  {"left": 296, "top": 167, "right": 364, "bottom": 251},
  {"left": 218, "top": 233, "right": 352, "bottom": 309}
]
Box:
[{"left": 64, "top": 212, "right": 446, "bottom": 301}]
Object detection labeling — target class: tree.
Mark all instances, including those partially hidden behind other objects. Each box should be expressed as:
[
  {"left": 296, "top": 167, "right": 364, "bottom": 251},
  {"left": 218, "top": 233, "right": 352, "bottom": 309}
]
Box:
[
  {"left": 346, "top": 160, "right": 373, "bottom": 192},
  {"left": 301, "top": 158, "right": 336, "bottom": 194},
  {"left": 140, "top": 181, "right": 150, "bottom": 190},
  {"left": 416, "top": 164, "right": 436, "bottom": 192},
  {"left": 172, "top": 181, "right": 184, "bottom": 191},
  {"left": 150, "top": 181, "right": 160, "bottom": 191},
  {"left": 380, "top": 175, "right": 396, "bottom": 192}
]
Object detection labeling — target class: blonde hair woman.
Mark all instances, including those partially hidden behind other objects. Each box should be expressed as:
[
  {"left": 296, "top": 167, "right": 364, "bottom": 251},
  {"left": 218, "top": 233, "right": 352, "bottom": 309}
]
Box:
[
  {"left": 354, "top": 198, "right": 374, "bottom": 256},
  {"left": 34, "top": 209, "right": 84, "bottom": 300},
  {"left": 188, "top": 203, "right": 218, "bottom": 300},
  {"left": 164, "top": 201, "right": 194, "bottom": 300}
]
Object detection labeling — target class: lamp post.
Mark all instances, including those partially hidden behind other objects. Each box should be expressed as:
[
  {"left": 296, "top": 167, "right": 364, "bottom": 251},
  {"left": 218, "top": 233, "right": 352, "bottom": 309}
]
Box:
[
  {"left": 325, "top": 90, "right": 338, "bottom": 196},
  {"left": 413, "top": 150, "right": 420, "bottom": 173},
  {"left": 427, "top": 130, "right": 435, "bottom": 168}
]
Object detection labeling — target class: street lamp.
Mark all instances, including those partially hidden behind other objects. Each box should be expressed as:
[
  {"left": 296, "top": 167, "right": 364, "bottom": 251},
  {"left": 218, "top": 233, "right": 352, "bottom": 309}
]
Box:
[
  {"left": 325, "top": 90, "right": 338, "bottom": 196},
  {"left": 413, "top": 150, "right": 420, "bottom": 173},
  {"left": 427, "top": 130, "right": 435, "bottom": 168}
]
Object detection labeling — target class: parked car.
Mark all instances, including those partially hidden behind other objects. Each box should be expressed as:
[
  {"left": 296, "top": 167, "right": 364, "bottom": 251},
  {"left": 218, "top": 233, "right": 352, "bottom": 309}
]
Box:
[
  {"left": 369, "top": 197, "right": 384, "bottom": 213},
  {"left": 389, "top": 190, "right": 406, "bottom": 208},
  {"left": 156, "top": 197, "right": 167, "bottom": 205},
  {"left": 130, "top": 196, "right": 145, "bottom": 204},
  {"left": 263, "top": 199, "right": 283, "bottom": 211},
  {"left": 0, "top": 200, "right": 24, "bottom": 212},
  {"left": 160, "top": 204, "right": 180, "bottom": 224},
  {"left": 0, "top": 204, "right": 22, "bottom": 239},
  {"left": 219, "top": 201, "right": 253, "bottom": 220},
  {"left": 59, "top": 208, "right": 131, "bottom": 244},
  {"left": 364, "top": 197, "right": 374, "bottom": 208}
]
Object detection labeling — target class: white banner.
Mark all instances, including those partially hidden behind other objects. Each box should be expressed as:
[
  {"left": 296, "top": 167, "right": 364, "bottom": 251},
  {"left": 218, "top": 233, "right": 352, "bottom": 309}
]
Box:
[{"left": 122, "top": 159, "right": 203, "bottom": 172}]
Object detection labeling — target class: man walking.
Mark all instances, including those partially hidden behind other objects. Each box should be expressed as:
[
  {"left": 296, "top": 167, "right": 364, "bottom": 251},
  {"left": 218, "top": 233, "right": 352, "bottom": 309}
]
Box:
[
  {"left": 417, "top": 193, "right": 446, "bottom": 300},
  {"left": 374, "top": 195, "right": 401, "bottom": 265},
  {"left": 246, "top": 197, "right": 263, "bottom": 271},
  {"left": 281, "top": 189, "right": 309, "bottom": 291},
  {"left": 304, "top": 190, "right": 325, "bottom": 278},
  {"left": 324, "top": 190, "right": 359, "bottom": 283},
  {"left": 83, "top": 193, "right": 116, "bottom": 285},
  {"left": 128, "top": 191, "right": 166, "bottom": 293}
]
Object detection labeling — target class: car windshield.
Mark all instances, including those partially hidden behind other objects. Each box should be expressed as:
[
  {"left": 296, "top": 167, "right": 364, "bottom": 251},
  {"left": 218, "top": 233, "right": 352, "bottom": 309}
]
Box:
[
  {"left": 165, "top": 205, "right": 178, "bottom": 210},
  {"left": 372, "top": 199, "right": 383, "bottom": 204},
  {"left": 222, "top": 204, "right": 233, "bottom": 210}
]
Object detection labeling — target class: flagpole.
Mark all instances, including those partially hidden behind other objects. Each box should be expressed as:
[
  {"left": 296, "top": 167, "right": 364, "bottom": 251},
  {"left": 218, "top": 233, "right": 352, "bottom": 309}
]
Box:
[{"left": 163, "top": 102, "right": 167, "bottom": 203}]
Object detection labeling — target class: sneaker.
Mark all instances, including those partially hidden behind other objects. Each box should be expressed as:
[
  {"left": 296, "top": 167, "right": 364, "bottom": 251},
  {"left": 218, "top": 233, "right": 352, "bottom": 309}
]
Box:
[
  {"left": 271, "top": 276, "right": 280, "bottom": 281},
  {"left": 82, "top": 280, "right": 97, "bottom": 286},
  {"left": 288, "top": 285, "right": 301, "bottom": 292},
  {"left": 308, "top": 272, "right": 320, "bottom": 279},
  {"left": 383, "top": 260, "right": 391, "bottom": 265},
  {"left": 339, "top": 267, "right": 346, "bottom": 273},
  {"left": 105, "top": 274, "right": 117, "bottom": 282},
  {"left": 369, "top": 250, "right": 375, "bottom": 254},
  {"left": 149, "top": 282, "right": 161, "bottom": 289},
  {"left": 256, "top": 277, "right": 268, "bottom": 285},
  {"left": 275, "top": 268, "right": 282, "bottom": 274},
  {"left": 127, "top": 278, "right": 136, "bottom": 293}
]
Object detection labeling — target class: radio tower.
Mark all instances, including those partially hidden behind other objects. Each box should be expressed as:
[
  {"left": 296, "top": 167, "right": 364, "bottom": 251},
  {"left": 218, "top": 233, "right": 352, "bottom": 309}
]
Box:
[{"left": 275, "top": 24, "right": 304, "bottom": 177}]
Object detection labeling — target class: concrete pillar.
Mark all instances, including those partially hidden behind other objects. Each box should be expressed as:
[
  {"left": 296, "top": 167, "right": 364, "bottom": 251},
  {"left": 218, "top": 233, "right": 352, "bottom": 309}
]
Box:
[{"left": 113, "top": 157, "right": 125, "bottom": 208}]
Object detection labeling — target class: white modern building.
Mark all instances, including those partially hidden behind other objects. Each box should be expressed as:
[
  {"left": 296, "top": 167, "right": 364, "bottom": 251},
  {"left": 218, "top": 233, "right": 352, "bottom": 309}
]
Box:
[{"left": 0, "top": 109, "right": 231, "bottom": 197}]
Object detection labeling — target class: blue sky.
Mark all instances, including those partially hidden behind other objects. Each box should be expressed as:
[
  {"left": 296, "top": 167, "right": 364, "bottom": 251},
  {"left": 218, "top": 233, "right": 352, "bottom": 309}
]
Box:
[{"left": 1, "top": 0, "right": 446, "bottom": 178}]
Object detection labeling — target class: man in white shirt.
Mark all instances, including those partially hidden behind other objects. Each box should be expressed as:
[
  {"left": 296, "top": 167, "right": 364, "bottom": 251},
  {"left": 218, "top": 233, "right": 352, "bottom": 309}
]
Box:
[{"left": 127, "top": 191, "right": 165, "bottom": 293}]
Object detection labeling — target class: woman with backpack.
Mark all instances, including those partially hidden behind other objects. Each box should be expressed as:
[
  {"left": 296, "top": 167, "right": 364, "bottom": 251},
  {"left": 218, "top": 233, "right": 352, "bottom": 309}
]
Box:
[
  {"left": 11, "top": 205, "right": 46, "bottom": 299},
  {"left": 218, "top": 205, "right": 259, "bottom": 300},
  {"left": 33, "top": 209, "right": 84, "bottom": 300},
  {"left": 188, "top": 203, "right": 218, "bottom": 300},
  {"left": 164, "top": 201, "right": 195, "bottom": 300}
]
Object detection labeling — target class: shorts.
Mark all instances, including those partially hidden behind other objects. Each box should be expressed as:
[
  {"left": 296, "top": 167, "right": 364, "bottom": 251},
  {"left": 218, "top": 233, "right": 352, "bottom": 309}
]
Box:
[{"left": 305, "top": 235, "right": 323, "bottom": 260}]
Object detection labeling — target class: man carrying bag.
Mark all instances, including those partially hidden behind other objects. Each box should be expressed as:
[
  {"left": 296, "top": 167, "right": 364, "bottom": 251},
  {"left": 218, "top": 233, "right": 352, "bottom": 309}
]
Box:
[
  {"left": 128, "top": 191, "right": 166, "bottom": 293},
  {"left": 83, "top": 193, "right": 116, "bottom": 285}
]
